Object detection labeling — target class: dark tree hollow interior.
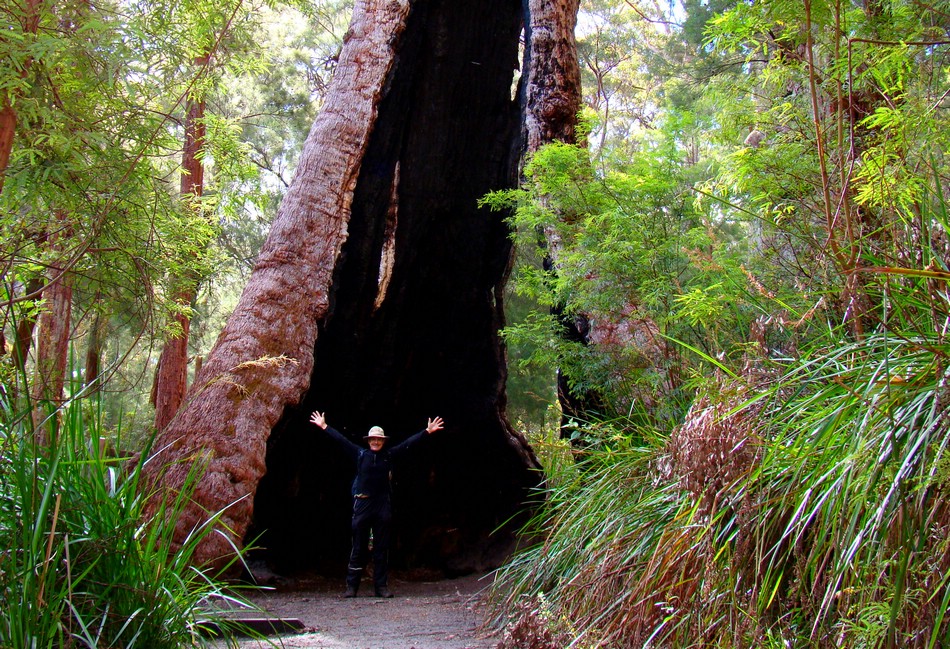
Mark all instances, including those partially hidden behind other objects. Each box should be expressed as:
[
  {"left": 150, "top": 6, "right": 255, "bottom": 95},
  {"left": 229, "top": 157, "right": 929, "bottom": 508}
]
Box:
[{"left": 248, "top": 0, "right": 541, "bottom": 577}]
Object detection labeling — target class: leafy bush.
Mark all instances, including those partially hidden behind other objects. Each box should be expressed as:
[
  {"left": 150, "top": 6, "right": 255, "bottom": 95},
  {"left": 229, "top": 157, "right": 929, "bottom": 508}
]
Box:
[
  {"left": 489, "top": 242, "right": 950, "bottom": 647},
  {"left": 490, "top": 315, "right": 950, "bottom": 647}
]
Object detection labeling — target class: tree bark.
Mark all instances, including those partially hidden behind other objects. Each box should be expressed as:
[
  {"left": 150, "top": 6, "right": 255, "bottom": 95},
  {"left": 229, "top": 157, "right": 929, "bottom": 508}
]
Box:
[
  {"left": 12, "top": 276, "right": 45, "bottom": 376},
  {"left": 31, "top": 212, "right": 73, "bottom": 442},
  {"left": 0, "top": 104, "right": 16, "bottom": 195},
  {"left": 83, "top": 308, "right": 105, "bottom": 394},
  {"left": 30, "top": 273, "right": 71, "bottom": 408},
  {"left": 523, "top": 0, "right": 582, "bottom": 150},
  {"left": 145, "top": 0, "right": 578, "bottom": 573},
  {"left": 153, "top": 79, "right": 207, "bottom": 432}
]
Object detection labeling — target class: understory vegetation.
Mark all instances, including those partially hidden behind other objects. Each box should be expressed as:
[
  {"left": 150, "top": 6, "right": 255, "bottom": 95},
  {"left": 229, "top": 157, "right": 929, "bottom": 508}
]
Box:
[
  {"left": 489, "top": 1, "right": 950, "bottom": 647},
  {"left": 0, "top": 396, "right": 255, "bottom": 647}
]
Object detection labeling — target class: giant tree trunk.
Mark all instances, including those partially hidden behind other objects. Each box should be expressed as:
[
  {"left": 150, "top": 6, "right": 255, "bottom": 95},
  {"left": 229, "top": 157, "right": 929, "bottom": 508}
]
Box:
[{"left": 144, "top": 0, "right": 580, "bottom": 573}]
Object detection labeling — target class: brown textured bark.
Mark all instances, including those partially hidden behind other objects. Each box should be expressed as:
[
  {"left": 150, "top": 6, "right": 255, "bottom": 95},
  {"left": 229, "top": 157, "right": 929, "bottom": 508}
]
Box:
[
  {"left": 83, "top": 309, "right": 104, "bottom": 393},
  {"left": 0, "top": 104, "right": 16, "bottom": 195},
  {"left": 31, "top": 212, "right": 73, "bottom": 442},
  {"left": 152, "top": 315, "right": 192, "bottom": 429},
  {"left": 523, "top": 0, "right": 582, "bottom": 151},
  {"left": 179, "top": 85, "right": 206, "bottom": 198},
  {"left": 153, "top": 78, "right": 207, "bottom": 432},
  {"left": 12, "top": 276, "right": 45, "bottom": 376},
  {"left": 30, "top": 274, "right": 72, "bottom": 406},
  {"left": 145, "top": 0, "right": 578, "bottom": 574}
]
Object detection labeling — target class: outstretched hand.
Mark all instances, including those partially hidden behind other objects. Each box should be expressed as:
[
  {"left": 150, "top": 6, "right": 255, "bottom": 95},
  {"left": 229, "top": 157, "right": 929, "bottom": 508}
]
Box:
[
  {"left": 310, "top": 410, "right": 327, "bottom": 430},
  {"left": 426, "top": 416, "right": 445, "bottom": 434}
]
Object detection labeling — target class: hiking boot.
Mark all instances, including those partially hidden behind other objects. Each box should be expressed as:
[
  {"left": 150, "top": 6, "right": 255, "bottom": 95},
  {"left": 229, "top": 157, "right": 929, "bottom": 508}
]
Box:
[
  {"left": 343, "top": 586, "right": 358, "bottom": 598},
  {"left": 374, "top": 587, "right": 394, "bottom": 598}
]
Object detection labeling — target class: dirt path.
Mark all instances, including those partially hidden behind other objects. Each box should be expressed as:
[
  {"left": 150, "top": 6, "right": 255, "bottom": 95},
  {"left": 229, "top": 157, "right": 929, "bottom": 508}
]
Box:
[{"left": 220, "top": 572, "right": 499, "bottom": 649}]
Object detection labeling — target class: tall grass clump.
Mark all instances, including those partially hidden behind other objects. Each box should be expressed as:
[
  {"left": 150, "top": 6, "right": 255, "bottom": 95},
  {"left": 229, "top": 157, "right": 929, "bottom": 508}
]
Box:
[
  {"left": 489, "top": 424, "right": 688, "bottom": 649},
  {"left": 0, "top": 397, "right": 253, "bottom": 648},
  {"left": 489, "top": 196, "right": 950, "bottom": 647}
]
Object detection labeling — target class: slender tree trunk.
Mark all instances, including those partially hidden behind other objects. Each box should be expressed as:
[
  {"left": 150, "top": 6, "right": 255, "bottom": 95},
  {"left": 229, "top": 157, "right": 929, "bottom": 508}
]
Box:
[
  {"left": 153, "top": 76, "right": 207, "bottom": 432},
  {"left": 0, "top": 105, "right": 16, "bottom": 194},
  {"left": 12, "top": 277, "right": 45, "bottom": 375},
  {"left": 153, "top": 305, "right": 193, "bottom": 430},
  {"left": 30, "top": 275, "right": 72, "bottom": 407},
  {"left": 0, "top": 276, "right": 44, "bottom": 408},
  {"left": 31, "top": 211, "right": 73, "bottom": 442},
  {"left": 83, "top": 308, "right": 105, "bottom": 394}
]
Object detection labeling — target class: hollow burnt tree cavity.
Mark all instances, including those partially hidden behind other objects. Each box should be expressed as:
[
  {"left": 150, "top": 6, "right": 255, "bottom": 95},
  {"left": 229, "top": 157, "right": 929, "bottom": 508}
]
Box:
[
  {"left": 143, "top": 0, "right": 581, "bottom": 573},
  {"left": 252, "top": 0, "right": 535, "bottom": 574}
]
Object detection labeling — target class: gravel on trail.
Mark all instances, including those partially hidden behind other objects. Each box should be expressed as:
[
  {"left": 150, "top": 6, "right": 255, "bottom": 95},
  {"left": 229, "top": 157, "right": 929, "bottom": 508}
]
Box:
[{"left": 215, "top": 571, "right": 500, "bottom": 649}]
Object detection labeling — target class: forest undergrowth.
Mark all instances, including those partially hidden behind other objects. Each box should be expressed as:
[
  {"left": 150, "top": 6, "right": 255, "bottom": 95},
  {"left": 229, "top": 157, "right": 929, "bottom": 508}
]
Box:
[
  {"left": 0, "top": 395, "right": 258, "bottom": 648},
  {"left": 486, "top": 1, "right": 950, "bottom": 646}
]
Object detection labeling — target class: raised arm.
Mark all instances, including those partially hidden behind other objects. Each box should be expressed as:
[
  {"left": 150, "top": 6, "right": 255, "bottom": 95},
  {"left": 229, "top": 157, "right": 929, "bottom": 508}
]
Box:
[
  {"left": 390, "top": 416, "right": 446, "bottom": 457},
  {"left": 311, "top": 410, "right": 360, "bottom": 460}
]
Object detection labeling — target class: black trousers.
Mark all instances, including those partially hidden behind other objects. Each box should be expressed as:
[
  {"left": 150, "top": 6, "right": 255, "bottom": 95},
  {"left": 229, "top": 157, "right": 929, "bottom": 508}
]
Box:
[{"left": 346, "top": 495, "right": 392, "bottom": 591}]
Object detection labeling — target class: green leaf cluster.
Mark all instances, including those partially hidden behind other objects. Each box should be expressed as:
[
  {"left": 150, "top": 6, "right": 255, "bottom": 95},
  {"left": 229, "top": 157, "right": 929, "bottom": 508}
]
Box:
[
  {"left": 496, "top": 105, "right": 810, "bottom": 432},
  {"left": 1, "top": 0, "right": 353, "bottom": 434}
]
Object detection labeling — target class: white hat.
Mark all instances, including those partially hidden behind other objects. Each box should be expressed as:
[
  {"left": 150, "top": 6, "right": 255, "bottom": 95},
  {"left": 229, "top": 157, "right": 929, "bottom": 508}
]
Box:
[{"left": 364, "top": 426, "right": 387, "bottom": 440}]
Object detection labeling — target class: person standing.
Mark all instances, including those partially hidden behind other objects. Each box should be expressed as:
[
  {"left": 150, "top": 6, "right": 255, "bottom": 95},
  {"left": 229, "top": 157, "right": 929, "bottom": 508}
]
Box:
[{"left": 310, "top": 410, "right": 445, "bottom": 598}]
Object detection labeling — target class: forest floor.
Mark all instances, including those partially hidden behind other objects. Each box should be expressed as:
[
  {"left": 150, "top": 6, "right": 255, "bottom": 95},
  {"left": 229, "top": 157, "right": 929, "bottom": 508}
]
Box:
[{"left": 212, "top": 569, "right": 500, "bottom": 649}]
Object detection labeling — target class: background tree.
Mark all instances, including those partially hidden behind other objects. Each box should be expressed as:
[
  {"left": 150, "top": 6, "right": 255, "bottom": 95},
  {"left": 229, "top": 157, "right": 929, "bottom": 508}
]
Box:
[
  {"left": 0, "top": 0, "right": 42, "bottom": 195},
  {"left": 0, "top": 0, "right": 330, "bottom": 440},
  {"left": 0, "top": 0, "right": 192, "bottom": 434},
  {"left": 151, "top": 0, "right": 256, "bottom": 432}
]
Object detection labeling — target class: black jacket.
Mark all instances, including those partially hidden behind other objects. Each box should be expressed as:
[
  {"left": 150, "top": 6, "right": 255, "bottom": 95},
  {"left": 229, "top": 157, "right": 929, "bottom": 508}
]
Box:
[{"left": 323, "top": 425, "right": 426, "bottom": 497}]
